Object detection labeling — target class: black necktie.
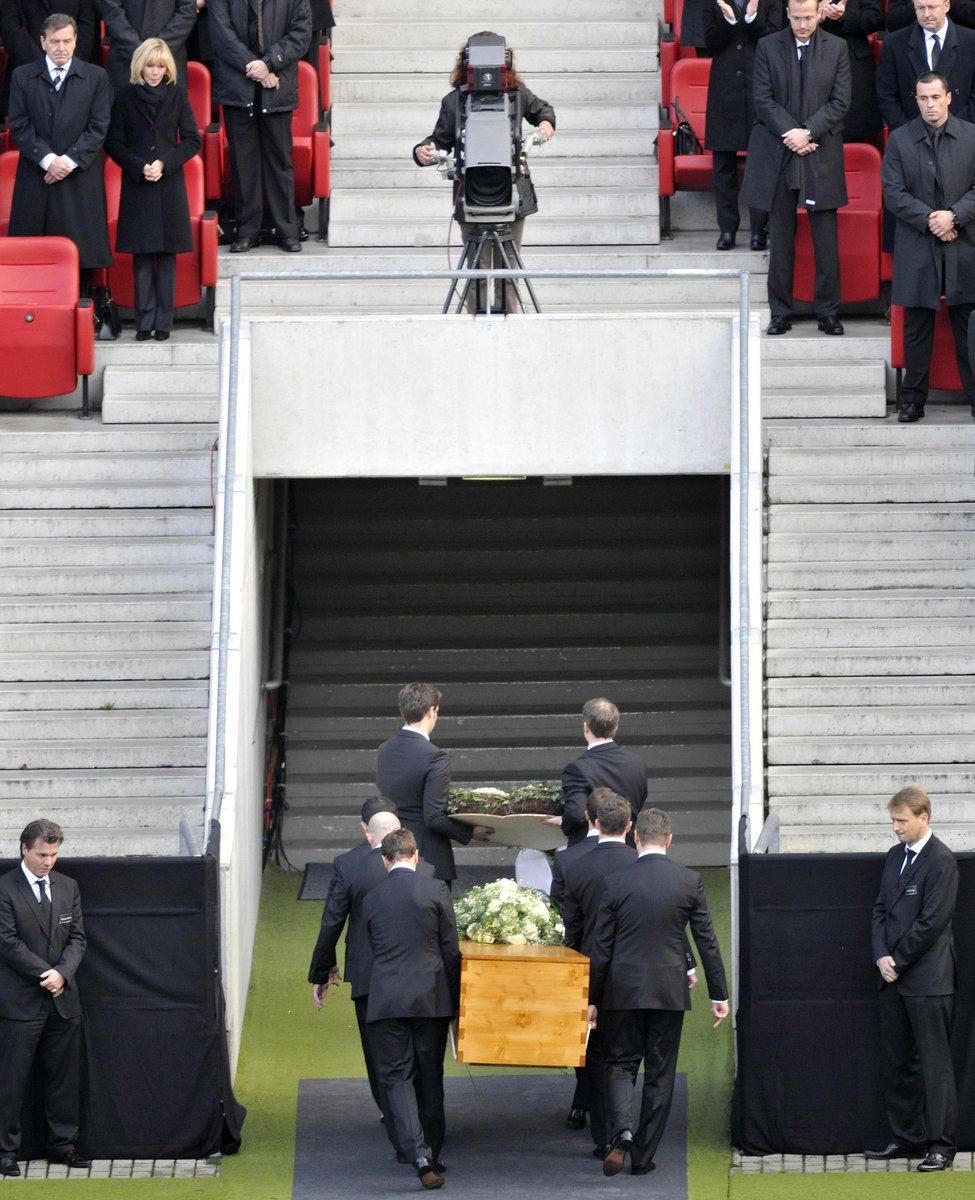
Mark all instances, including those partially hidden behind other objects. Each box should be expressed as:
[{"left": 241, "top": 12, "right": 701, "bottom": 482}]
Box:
[
  {"left": 52, "top": 67, "right": 64, "bottom": 91},
  {"left": 930, "top": 34, "right": 942, "bottom": 70},
  {"left": 901, "top": 847, "right": 916, "bottom": 874}
]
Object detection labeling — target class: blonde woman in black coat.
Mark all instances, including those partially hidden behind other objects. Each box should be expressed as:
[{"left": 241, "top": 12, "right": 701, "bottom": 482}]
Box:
[{"left": 105, "top": 38, "right": 200, "bottom": 340}]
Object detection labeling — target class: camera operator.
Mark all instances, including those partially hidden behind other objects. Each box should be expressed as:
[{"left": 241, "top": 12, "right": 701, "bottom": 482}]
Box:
[{"left": 412, "top": 32, "right": 555, "bottom": 312}]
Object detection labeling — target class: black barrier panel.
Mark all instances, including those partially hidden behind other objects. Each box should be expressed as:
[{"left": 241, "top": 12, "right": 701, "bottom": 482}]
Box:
[
  {"left": 0, "top": 853, "right": 245, "bottom": 1160},
  {"left": 732, "top": 852, "right": 975, "bottom": 1155}
]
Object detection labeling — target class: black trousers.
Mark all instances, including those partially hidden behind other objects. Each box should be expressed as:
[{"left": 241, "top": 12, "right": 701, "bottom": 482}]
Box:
[
  {"left": 132, "top": 253, "right": 176, "bottom": 333},
  {"left": 712, "top": 150, "right": 767, "bottom": 238},
  {"left": 223, "top": 105, "right": 297, "bottom": 241},
  {"left": 354, "top": 995, "right": 385, "bottom": 1115},
  {"left": 0, "top": 1010, "right": 82, "bottom": 1155},
  {"left": 601, "top": 1007, "right": 684, "bottom": 1173},
  {"left": 367, "top": 1016, "right": 448, "bottom": 1164},
  {"left": 903, "top": 302, "right": 975, "bottom": 410},
  {"left": 879, "top": 987, "right": 956, "bottom": 1156},
  {"left": 767, "top": 171, "right": 840, "bottom": 320}
]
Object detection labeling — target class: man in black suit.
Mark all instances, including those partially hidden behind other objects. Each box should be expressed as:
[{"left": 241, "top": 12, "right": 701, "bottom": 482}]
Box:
[
  {"left": 0, "top": 820, "right": 88, "bottom": 1177},
  {"left": 560, "top": 698, "right": 647, "bottom": 845},
  {"left": 363, "top": 828, "right": 461, "bottom": 1191},
  {"left": 877, "top": 0, "right": 975, "bottom": 130},
  {"left": 864, "top": 787, "right": 959, "bottom": 1172},
  {"left": 550, "top": 792, "right": 600, "bottom": 915},
  {"left": 97, "top": 0, "right": 197, "bottom": 92},
  {"left": 376, "top": 682, "right": 492, "bottom": 883},
  {"left": 740, "top": 0, "right": 852, "bottom": 336},
  {"left": 588, "top": 808, "right": 728, "bottom": 1178}
]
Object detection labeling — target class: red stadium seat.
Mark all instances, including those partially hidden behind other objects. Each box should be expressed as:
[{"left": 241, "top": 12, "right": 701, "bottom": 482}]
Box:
[
  {"left": 317, "top": 40, "right": 331, "bottom": 115},
  {"left": 794, "top": 143, "right": 882, "bottom": 304},
  {"left": 658, "top": 58, "right": 714, "bottom": 237},
  {"left": 890, "top": 301, "right": 963, "bottom": 399},
  {"left": 0, "top": 150, "right": 17, "bottom": 235},
  {"left": 659, "top": 0, "right": 700, "bottom": 106},
  {"left": 185, "top": 60, "right": 222, "bottom": 205},
  {"left": 104, "top": 153, "right": 218, "bottom": 329},
  {"left": 0, "top": 236, "right": 96, "bottom": 416}
]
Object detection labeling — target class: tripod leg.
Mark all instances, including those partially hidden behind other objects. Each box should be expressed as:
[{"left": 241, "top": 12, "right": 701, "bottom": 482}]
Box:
[
  {"left": 443, "top": 239, "right": 472, "bottom": 314},
  {"left": 506, "top": 239, "right": 542, "bottom": 314}
]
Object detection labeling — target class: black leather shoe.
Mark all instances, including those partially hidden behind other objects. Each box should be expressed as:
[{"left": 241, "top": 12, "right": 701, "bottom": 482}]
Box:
[
  {"left": 566, "top": 1107, "right": 586, "bottom": 1129},
  {"left": 750, "top": 233, "right": 768, "bottom": 251},
  {"left": 716, "top": 232, "right": 735, "bottom": 250},
  {"left": 863, "top": 1142, "right": 926, "bottom": 1160},
  {"left": 917, "top": 1152, "right": 952, "bottom": 1171},
  {"left": 766, "top": 317, "right": 792, "bottom": 335},
  {"left": 278, "top": 237, "right": 302, "bottom": 253},
  {"left": 153, "top": 330, "right": 170, "bottom": 341},
  {"left": 603, "top": 1131, "right": 633, "bottom": 1177},
  {"left": 414, "top": 1158, "right": 444, "bottom": 1189},
  {"left": 47, "top": 1149, "right": 91, "bottom": 1169},
  {"left": 632, "top": 1162, "right": 656, "bottom": 1176},
  {"left": 230, "top": 236, "right": 260, "bottom": 253},
  {"left": 0, "top": 1156, "right": 21, "bottom": 1177},
  {"left": 817, "top": 315, "right": 845, "bottom": 335},
  {"left": 897, "top": 401, "right": 924, "bottom": 424},
  {"left": 135, "top": 330, "right": 152, "bottom": 341}
]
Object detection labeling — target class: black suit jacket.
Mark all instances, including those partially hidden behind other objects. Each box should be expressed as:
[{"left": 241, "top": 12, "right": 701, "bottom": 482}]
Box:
[
  {"left": 97, "top": 0, "right": 198, "bottom": 91},
  {"left": 871, "top": 834, "right": 958, "bottom": 997},
  {"left": 877, "top": 20, "right": 975, "bottom": 129},
  {"left": 376, "top": 729, "right": 472, "bottom": 881},
  {"left": 560, "top": 742, "right": 648, "bottom": 844},
  {"left": 550, "top": 833, "right": 599, "bottom": 913},
  {"left": 741, "top": 25, "right": 852, "bottom": 212},
  {"left": 362, "top": 867, "right": 461, "bottom": 1022},
  {"left": 307, "top": 844, "right": 434, "bottom": 997},
  {"left": 0, "top": 866, "right": 86, "bottom": 1021},
  {"left": 1, "top": 0, "right": 99, "bottom": 78},
  {"left": 588, "top": 854, "right": 727, "bottom": 1012},
  {"left": 563, "top": 840, "right": 637, "bottom": 955}
]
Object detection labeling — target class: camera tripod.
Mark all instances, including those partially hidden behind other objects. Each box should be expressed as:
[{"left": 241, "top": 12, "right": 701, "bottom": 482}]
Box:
[{"left": 443, "top": 223, "right": 542, "bottom": 315}]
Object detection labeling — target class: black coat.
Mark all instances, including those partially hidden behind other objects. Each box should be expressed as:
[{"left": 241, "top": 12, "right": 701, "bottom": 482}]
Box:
[
  {"left": 97, "top": 0, "right": 198, "bottom": 92},
  {"left": 560, "top": 741, "right": 647, "bottom": 844},
  {"left": 105, "top": 79, "right": 199, "bottom": 253},
  {"left": 563, "top": 840, "right": 637, "bottom": 955},
  {"left": 550, "top": 832, "right": 599, "bottom": 913},
  {"left": 0, "top": 867, "right": 86, "bottom": 1021},
  {"left": 871, "top": 833, "right": 958, "bottom": 996},
  {"left": 819, "top": 0, "right": 883, "bottom": 140},
  {"left": 1, "top": 0, "right": 99, "bottom": 83},
  {"left": 702, "top": 0, "right": 784, "bottom": 152},
  {"left": 877, "top": 20, "right": 975, "bottom": 130},
  {"left": 8, "top": 56, "right": 114, "bottom": 268},
  {"left": 882, "top": 113, "right": 975, "bottom": 308},
  {"left": 887, "top": 0, "right": 975, "bottom": 29},
  {"left": 208, "top": 0, "right": 311, "bottom": 112},
  {"left": 740, "top": 26, "right": 851, "bottom": 212}
]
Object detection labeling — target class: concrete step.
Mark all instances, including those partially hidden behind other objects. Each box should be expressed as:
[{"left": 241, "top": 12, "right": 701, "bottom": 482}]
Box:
[
  {"left": 331, "top": 126, "right": 656, "bottom": 162},
  {"left": 776, "top": 824, "right": 975, "bottom": 853},
  {"left": 767, "top": 706, "right": 975, "bottom": 737},
  {"left": 335, "top": 20, "right": 656, "bottom": 47},
  {"left": 771, "top": 796, "right": 975, "bottom": 825},
  {"left": 101, "top": 365, "right": 219, "bottom": 396},
  {"left": 331, "top": 72, "right": 659, "bottom": 105},
  {"left": 331, "top": 185, "right": 657, "bottom": 221},
  {"left": 1, "top": 708, "right": 208, "bottom": 740},
  {"left": 767, "top": 531, "right": 975, "bottom": 564},
  {"left": 0, "top": 825, "right": 198, "bottom": 856},
  {"left": 0, "top": 563, "right": 212, "bottom": 596},
  {"left": 768, "top": 446, "right": 975, "bottom": 477},
  {"left": 765, "top": 420, "right": 975, "bottom": 447},
  {"left": 0, "top": 650, "right": 210, "bottom": 683},
  {"left": 765, "top": 590, "right": 975, "bottom": 619},
  {"left": 765, "top": 617, "right": 975, "bottom": 650},
  {"left": 767, "top": 675, "right": 975, "bottom": 706},
  {"left": 0, "top": 738, "right": 207, "bottom": 769},
  {"left": 762, "top": 390, "right": 888, "bottom": 420},
  {"left": 0, "top": 507, "right": 213, "bottom": 538},
  {"left": 761, "top": 359, "right": 888, "bottom": 419},
  {"left": 101, "top": 394, "right": 221, "bottom": 424},
  {"left": 0, "top": 680, "right": 208, "bottom": 712},
  {"left": 0, "top": 765, "right": 206, "bottom": 800},
  {"left": 0, "top": 480, "right": 215, "bottom": 509},
  {"left": 0, "top": 451, "right": 211, "bottom": 484},
  {"left": 767, "top": 733, "right": 975, "bottom": 765},
  {"left": 337, "top": 0, "right": 653, "bottom": 17},
  {"left": 329, "top": 212, "right": 659, "bottom": 247},
  {"left": 766, "top": 646, "right": 975, "bottom": 676},
  {"left": 330, "top": 49, "right": 657, "bottom": 75},
  {"left": 766, "top": 559, "right": 975, "bottom": 590},
  {"left": 767, "top": 475, "right": 975, "bottom": 504},
  {"left": 0, "top": 593, "right": 211, "bottom": 623},
  {"left": 766, "top": 763, "right": 975, "bottom": 797},
  {"left": 767, "top": 503, "right": 975, "bottom": 533},
  {"left": 0, "top": 622, "right": 209, "bottom": 652},
  {"left": 0, "top": 535, "right": 213, "bottom": 568},
  {"left": 333, "top": 157, "right": 657, "bottom": 190},
  {"left": 0, "top": 799, "right": 204, "bottom": 833},
  {"left": 0, "top": 419, "right": 215, "bottom": 454}
]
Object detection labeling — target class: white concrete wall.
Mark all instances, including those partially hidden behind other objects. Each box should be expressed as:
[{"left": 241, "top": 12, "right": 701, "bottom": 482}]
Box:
[{"left": 250, "top": 313, "right": 735, "bottom": 479}]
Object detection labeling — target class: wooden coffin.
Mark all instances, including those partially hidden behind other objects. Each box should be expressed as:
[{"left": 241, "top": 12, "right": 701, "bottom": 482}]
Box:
[{"left": 455, "top": 941, "right": 589, "bottom": 1068}]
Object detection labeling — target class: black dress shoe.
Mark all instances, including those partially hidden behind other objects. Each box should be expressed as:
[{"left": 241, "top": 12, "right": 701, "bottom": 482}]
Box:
[
  {"left": 750, "top": 233, "right": 768, "bottom": 251},
  {"left": 897, "top": 401, "right": 924, "bottom": 424},
  {"left": 230, "top": 236, "right": 260, "bottom": 253},
  {"left": 153, "top": 330, "right": 171, "bottom": 341},
  {"left": 47, "top": 1149, "right": 91, "bottom": 1169},
  {"left": 817, "top": 315, "right": 845, "bottom": 335},
  {"left": 414, "top": 1158, "right": 444, "bottom": 1189},
  {"left": 766, "top": 317, "right": 792, "bottom": 335},
  {"left": 632, "top": 1162, "right": 656, "bottom": 1176},
  {"left": 566, "top": 1107, "right": 586, "bottom": 1129},
  {"left": 917, "top": 1152, "right": 952, "bottom": 1171},
  {"left": 0, "top": 1155, "right": 21, "bottom": 1177},
  {"left": 135, "top": 330, "right": 152, "bottom": 341},
  {"left": 278, "top": 237, "right": 302, "bottom": 253},
  {"left": 716, "top": 232, "right": 735, "bottom": 250},
  {"left": 863, "top": 1141, "right": 926, "bottom": 1160},
  {"left": 603, "top": 1131, "right": 633, "bottom": 1178}
]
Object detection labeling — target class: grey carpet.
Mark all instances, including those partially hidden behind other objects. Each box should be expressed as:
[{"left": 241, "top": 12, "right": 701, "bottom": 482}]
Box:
[
  {"left": 299, "top": 863, "right": 514, "bottom": 902},
  {"left": 294, "top": 1073, "right": 687, "bottom": 1199}
]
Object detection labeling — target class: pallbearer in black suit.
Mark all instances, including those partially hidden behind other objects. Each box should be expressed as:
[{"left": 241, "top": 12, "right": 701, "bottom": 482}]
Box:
[
  {"left": 363, "top": 828, "right": 461, "bottom": 1191},
  {"left": 560, "top": 698, "right": 648, "bottom": 845},
  {"left": 588, "top": 808, "right": 728, "bottom": 1178},
  {"left": 0, "top": 820, "right": 88, "bottom": 1178},
  {"left": 865, "top": 787, "right": 959, "bottom": 1172},
  {"left": 376, "top": 683, "right": 492, "bottom": 883}
]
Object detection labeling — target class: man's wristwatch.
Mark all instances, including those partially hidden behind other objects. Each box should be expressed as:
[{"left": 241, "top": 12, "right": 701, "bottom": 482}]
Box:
[{"left": 804, "top": 128, "right": 813, "bottom": 142}]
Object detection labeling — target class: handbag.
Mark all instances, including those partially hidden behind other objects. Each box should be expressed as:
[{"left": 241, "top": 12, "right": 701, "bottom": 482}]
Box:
[
  {"left": 672, "top": 97, "right": 704, "bottom": 157},
  {"left": 94, "top": 284, "right": 122, "bottom": 341}
]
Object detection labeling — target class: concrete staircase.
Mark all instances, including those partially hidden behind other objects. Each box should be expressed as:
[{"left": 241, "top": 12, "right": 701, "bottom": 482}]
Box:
[
  {"left": 0, "top": 418, "right": 215, "bottom": 855},
  {"left": 764, "top": 414, "right": 975, "bottom": 852}
]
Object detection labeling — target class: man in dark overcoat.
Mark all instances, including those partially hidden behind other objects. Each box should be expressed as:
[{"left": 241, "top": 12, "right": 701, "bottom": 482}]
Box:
[
  {"left": 740, "top": 0, "right": 851, "bottom": 335},
  {"left": 1, "top": 0, "right": 98, "bottom": 109},
  {"left": 703, "top": 0, "right": 783, "bottom": 251},
  {"left": 7, "top": 13, "right": 113, "bottom": 285},
  {"left": 882, "top": 70, "right": 975, "bottom": 421},
  {"left": 877, "top": 0, "right": 975, "bottom": 130},
  {"left": 864, "top": 786, "right": 959, "bottom": 1171},
  {"left": 97, "top": 0, "right": 197, "bottom": 93},
  {"left": 0, "top": 819, "right": 87, "bottom": 1177}
]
